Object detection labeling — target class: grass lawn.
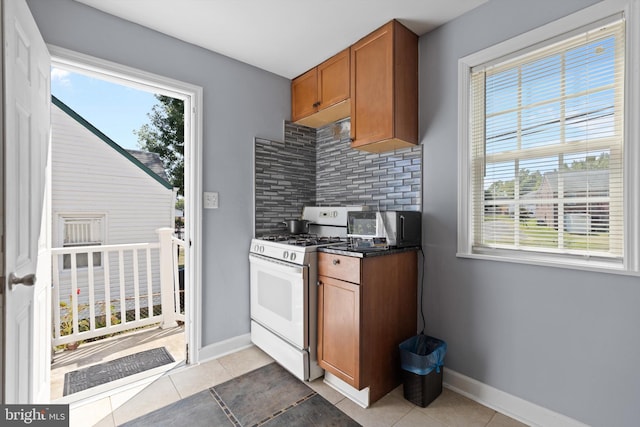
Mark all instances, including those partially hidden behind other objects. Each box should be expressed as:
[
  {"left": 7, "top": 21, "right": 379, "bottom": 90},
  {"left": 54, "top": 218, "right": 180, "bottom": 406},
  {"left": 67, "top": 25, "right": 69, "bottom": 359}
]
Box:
[{"left": 483, "top": 217, "right": 610, "bottom": 251}]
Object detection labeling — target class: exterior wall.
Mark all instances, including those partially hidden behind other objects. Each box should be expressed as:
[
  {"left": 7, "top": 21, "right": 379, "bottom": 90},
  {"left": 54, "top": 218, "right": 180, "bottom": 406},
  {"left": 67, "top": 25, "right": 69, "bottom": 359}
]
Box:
[
  {"left": 420, "top": 1, "right": 640, "bottom": 426},
  {"left": 51, "top": 104, "right": 174, "bottom": 246},
  {"left": 51, "top": 103, "right": 173, "bottom": 310}
]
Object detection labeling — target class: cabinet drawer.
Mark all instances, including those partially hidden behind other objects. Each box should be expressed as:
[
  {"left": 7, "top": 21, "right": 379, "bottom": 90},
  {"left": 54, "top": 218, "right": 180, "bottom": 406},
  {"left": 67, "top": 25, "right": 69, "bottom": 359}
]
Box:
[{"left": 318, "top": 253, "right": 360, "bottom": 284}]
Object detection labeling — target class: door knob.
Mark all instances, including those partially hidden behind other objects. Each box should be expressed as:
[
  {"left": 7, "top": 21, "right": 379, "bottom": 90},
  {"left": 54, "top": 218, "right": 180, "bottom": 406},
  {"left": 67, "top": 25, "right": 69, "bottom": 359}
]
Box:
[{"left": 8, "top": 273, "right": 36, "bottom": 290}]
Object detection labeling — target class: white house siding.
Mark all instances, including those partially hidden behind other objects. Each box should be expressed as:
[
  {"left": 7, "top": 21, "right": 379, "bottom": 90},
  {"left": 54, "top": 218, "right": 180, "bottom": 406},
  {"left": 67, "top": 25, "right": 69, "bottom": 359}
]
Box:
[{"left": 51, "top": 103, "right": 175, "bottom": 319}]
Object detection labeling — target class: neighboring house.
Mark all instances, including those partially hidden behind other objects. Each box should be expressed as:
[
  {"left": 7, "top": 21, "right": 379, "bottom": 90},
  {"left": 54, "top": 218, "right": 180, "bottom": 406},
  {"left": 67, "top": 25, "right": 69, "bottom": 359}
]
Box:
[
  {"left": 126, "top": 149, "right": 170, "bottom": 183},
  {"left": 51, "top": 95, "right": 176, "bottom": 312},
  {"left": 523, "top": 169, "right": 610, "bottom": 233}
]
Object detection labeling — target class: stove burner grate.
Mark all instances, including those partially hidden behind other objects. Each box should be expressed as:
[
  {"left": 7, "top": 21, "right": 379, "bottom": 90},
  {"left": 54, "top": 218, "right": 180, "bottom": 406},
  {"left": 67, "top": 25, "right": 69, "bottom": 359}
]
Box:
[{"left": 258, "top": 234, "right": 344, "bottom": 247}]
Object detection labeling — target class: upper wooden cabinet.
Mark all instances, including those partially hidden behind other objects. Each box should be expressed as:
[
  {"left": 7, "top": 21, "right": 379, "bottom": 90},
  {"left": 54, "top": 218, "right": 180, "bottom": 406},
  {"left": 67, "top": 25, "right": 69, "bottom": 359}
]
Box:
[
  {"left": 350, "top": 20, "right": 418, "bottom": 153},
  {"left": 291, "top": 48, "right": 351, "bottom": 128}
]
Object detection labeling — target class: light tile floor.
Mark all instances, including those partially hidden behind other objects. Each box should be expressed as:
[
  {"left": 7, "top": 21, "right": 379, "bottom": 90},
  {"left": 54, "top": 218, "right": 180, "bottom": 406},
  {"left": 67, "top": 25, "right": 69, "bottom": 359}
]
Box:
[{"left": 70, "top": 346, "right": 529, "bottom": 427}]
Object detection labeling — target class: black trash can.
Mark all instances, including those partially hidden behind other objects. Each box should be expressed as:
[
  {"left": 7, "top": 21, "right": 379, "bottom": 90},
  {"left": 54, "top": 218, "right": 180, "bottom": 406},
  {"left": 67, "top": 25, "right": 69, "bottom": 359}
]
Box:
[{"left": 399, "top": 335, "right": 447, "bottom": 407}]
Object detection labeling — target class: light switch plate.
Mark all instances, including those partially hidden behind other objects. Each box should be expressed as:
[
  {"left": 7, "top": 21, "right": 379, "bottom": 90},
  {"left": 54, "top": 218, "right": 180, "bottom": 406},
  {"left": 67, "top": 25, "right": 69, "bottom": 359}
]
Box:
[{"left": 203, "top": 191, "right": 219, "bottom": 209}]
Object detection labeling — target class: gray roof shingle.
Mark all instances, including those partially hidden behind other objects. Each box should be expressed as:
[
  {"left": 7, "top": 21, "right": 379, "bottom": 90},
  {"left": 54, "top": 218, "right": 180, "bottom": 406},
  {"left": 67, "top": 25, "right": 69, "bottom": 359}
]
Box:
[{"left": 126, "top": 149, "right": 169, "bottom": 182}]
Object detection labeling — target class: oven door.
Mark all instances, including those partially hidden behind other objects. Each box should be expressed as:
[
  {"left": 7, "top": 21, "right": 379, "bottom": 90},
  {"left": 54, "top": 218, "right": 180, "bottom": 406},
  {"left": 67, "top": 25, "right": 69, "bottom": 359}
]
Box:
[{"left": 249, "top": 253, "right": 308, "bottom": 349}]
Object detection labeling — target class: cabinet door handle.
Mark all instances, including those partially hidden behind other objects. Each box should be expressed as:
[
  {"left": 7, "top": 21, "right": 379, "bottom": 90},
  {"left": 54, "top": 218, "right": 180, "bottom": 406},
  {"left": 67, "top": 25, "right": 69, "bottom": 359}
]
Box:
[{"left": 332, "top": 259, "right": 340, "bottom": 265}]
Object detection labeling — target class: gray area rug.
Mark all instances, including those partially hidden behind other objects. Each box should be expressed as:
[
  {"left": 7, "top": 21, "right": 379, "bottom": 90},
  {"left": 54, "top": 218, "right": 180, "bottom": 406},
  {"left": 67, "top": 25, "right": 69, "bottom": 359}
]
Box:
[
  {"left": 121, "top": 362, "right": 361, "bottom": 426},
  {"left": 63, "top": 347, "right": 175, "bottom": 396}
]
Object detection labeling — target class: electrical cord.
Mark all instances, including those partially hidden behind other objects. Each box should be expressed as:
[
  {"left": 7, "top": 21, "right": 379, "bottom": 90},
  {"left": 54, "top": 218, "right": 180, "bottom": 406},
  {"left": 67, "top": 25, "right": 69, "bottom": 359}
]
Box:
[{"left": 418, "top": 247, "right": 426, "bottom": 335}]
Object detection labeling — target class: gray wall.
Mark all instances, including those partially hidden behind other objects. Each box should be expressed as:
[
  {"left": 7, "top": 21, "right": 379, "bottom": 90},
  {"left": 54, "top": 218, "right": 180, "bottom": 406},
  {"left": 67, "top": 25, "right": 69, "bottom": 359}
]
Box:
[
  {"left": 420, "top": 1, "right": 640, "bottom": 426},
  {"left": 26, "top": 0, "right": 290, "bottom": 345}
]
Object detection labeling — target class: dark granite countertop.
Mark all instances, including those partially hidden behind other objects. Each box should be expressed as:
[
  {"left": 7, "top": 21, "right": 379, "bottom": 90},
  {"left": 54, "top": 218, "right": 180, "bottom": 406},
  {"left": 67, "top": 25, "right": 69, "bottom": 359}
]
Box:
[{"left": 319, "top": 245, "right": 420, "bottom": 258}]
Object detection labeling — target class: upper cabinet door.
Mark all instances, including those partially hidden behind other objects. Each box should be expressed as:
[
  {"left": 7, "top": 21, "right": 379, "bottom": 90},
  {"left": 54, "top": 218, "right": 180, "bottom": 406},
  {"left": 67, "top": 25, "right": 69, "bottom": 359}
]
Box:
[
  {"left": 291, "top": 48, "right": 350, "bottom": 128},
  {"left": 291, "top": 67, "right": 318, "bottom": 122},
  {"left": 350, "top": 20, "right": 418, "bottom": 153},
  {"left": 317, "top": 48, "right": 350, "bottom": 111},
  {"left": 350, "top": 22, "right": 394, "bottom": 147}
]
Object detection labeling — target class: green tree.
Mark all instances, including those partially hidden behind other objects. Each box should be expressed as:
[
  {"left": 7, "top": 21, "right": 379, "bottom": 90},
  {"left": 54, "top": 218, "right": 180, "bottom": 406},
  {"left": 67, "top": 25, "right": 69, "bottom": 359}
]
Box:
[
  {"left": 135, "top": 95, "right": 184, "bottom": 195},
  {"left": 485, "top": 168, "right": 543, "bottom": 200},
  {"left": 562, "top": 152, "right": 610, "bottom": 171},
  {"left": 518, "top": 168, "right": 543, "bottom": 195}
]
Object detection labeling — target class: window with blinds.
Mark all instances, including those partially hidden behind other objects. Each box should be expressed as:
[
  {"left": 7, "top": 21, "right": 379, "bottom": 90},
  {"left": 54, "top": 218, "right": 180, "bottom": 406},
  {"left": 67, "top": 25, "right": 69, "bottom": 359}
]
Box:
[
  {"left": 62, "top": 216, "right": 104, "bottom": 269},
  {"left": 465, "top": 16, "right": 627, "bottom": 264}
]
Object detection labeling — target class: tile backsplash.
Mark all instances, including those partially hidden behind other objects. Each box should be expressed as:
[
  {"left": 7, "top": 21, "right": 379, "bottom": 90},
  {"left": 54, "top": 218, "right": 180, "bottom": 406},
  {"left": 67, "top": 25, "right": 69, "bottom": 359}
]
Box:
[
  {"left": 254, "top": 118, "right": 422, "bottom": 235},
  {"left": 254, "top": 124, "right": 316, "bottom": 236}
]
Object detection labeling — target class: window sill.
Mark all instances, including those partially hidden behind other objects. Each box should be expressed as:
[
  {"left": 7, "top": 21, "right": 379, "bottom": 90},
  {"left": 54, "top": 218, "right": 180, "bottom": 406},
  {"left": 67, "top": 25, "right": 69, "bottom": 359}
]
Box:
[{"left": 456, "top": 250, "right": 639, "bottom": 277}]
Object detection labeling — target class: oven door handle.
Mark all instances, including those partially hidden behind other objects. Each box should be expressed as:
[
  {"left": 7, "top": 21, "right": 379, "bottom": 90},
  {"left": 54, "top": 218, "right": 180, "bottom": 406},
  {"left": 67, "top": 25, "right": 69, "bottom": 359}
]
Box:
[{"left": 249, "top": 253, "right": 305, "bottom": 273}]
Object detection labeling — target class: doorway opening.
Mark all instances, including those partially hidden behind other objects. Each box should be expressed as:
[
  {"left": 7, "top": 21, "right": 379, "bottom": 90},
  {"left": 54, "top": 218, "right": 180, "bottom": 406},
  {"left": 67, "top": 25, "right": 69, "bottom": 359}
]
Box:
[{"left": 48, "top": 47, "right": 202, "bottom": 402}]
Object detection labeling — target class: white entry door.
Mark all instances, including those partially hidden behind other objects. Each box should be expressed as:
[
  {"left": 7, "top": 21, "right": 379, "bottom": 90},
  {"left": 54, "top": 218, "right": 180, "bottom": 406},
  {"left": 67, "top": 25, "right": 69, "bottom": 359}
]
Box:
[{"left": 3, "top": 0, "right": 52, "bottom": 403}]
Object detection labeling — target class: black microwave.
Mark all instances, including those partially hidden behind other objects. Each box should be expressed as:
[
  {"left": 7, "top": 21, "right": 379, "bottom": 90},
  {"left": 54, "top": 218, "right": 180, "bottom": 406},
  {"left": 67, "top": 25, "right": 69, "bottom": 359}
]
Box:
[{"left": 347, "top": 211, "right": 421, "bottom": 248}]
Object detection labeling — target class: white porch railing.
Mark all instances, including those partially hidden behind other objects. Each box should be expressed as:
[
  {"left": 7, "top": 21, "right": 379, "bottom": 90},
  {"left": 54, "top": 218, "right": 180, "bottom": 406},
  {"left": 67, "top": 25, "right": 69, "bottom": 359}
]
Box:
[
  {"left": 51, "top": 228, "right": 184, "bottom": 347},
  {"left": 171, "top": 236, "right": 186, "bottom": 322}
]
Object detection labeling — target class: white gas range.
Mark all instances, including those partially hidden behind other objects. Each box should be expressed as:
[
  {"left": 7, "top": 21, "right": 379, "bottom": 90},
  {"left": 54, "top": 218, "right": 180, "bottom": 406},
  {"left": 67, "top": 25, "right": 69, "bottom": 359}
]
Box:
[{"left": 249, "top": 206, "right": 365, "bottom": 381}]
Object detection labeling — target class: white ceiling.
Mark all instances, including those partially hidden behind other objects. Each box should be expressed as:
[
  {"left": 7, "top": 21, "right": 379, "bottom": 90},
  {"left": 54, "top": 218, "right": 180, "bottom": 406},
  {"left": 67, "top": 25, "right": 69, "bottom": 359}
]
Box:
[{"left": 73, "top": 0, "right": 487, "bottom": 79}]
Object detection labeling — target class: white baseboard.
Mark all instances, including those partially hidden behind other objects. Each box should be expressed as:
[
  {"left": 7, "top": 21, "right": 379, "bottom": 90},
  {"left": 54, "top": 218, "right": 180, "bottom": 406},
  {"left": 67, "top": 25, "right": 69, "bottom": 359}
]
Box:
[
  {"left": 323, "top": 372, "right": 370, "bottom": 408},
  {"left": 443, "top": 369, "right": 589, "bottom": 427},
  {"left": 197, "top": 333, "right": 252, "bottom": 363}
]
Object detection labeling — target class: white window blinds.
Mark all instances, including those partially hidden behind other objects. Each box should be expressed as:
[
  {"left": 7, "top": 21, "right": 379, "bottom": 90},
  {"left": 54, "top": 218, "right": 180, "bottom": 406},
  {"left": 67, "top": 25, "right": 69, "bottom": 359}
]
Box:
[{"left": 469, "top": 18, "right": 625, "bottom": 260}]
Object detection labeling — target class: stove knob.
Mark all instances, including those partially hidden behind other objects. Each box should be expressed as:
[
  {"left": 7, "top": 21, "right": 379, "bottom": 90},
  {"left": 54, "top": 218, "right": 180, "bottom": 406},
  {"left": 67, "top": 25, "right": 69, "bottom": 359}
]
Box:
[
  {"left": 290, "top": 253, "right": 296, "bottom": 261},
  {"left": 254, "top": 244, "right": 259, "bottom": 252},
  {"left": 259, "top": 245, "right": 264, "bottom": 253},
  {"left": 283, "top": 251, "right": 289, "bottom": 260}
]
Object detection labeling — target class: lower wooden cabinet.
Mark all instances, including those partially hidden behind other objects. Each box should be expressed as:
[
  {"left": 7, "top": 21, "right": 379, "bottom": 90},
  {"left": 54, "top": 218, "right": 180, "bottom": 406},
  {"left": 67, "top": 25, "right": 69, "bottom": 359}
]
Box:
[
  {"left": 317, "top": 275, "right": 360, "bottom": 387},
  {"left": 317, "top": 250, "right": 418, "bottom": 404}
]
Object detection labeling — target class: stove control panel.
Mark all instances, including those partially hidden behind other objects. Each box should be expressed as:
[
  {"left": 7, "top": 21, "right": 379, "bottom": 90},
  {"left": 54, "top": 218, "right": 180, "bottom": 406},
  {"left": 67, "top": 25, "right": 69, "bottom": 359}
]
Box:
[
  {"left": 250, "top": 239, "right": 308, "bottom": 265},
  {"left": 283, "top": 251, "right": 298, "bottom": 262},
  {"left": 302, "top": 206, "right": 367, "bottom": 227},
  {"left": 319, "top": 210, "right": 338, "bottom": 218}
]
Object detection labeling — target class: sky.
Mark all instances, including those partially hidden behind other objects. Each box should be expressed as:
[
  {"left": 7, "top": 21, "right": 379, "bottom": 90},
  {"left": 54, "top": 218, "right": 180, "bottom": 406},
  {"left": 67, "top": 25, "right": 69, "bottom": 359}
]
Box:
[{"left": 51, "top": 68, "right": 159, "bottom": 150}]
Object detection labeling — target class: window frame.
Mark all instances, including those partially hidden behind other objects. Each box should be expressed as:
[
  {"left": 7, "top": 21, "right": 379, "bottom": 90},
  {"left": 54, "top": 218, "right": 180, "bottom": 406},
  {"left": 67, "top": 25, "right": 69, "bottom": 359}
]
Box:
[
  {"left": 56, "top": 213, "right": 107, "bottom": 270},
  {"left": 457, "top": 0, "right": 640, "bottom": 275}
]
